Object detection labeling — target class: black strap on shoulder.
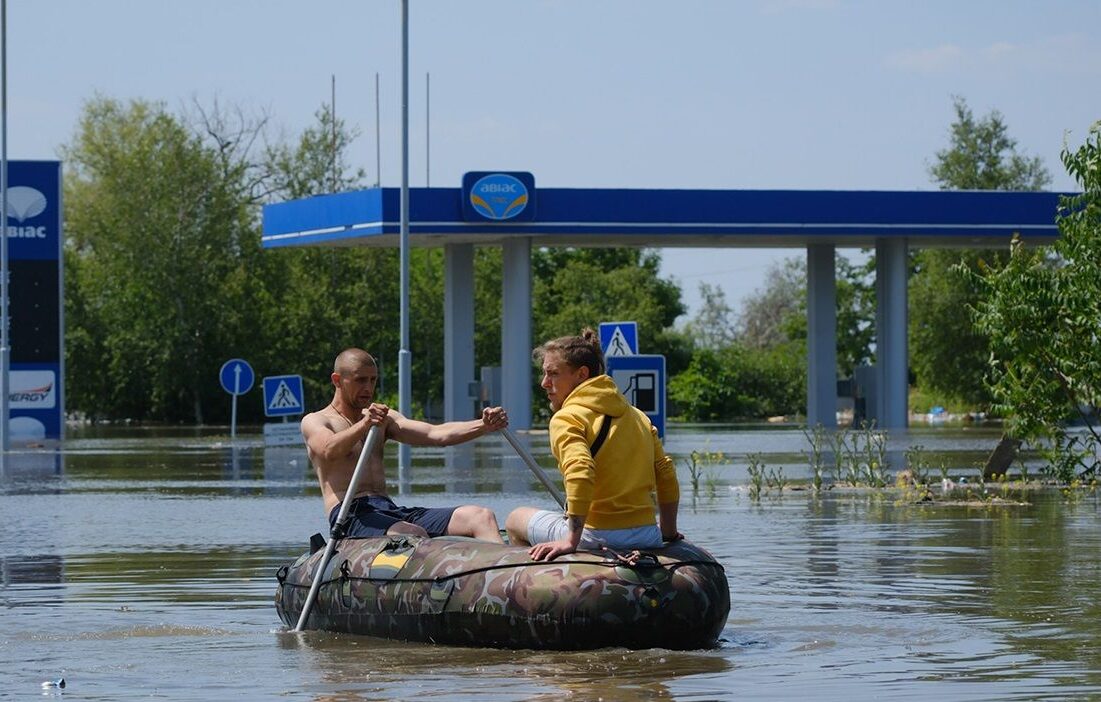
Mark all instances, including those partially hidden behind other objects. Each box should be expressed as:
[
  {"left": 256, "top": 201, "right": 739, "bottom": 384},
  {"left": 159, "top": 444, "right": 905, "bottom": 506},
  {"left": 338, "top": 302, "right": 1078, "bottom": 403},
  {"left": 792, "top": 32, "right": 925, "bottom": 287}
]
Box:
[{"left": 590, "top": 415, "right": 613, "bottom": 457}]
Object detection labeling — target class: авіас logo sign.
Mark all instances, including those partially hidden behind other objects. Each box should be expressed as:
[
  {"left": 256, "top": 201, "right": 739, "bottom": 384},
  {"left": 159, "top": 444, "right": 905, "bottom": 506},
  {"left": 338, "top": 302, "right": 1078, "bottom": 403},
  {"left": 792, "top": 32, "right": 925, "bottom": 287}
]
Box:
[
  {"left": 461, "top": 172, "right": 536, "bottom": 222},
  {"left": 6, "top": 186, "right": 48, "bottom": 238}
]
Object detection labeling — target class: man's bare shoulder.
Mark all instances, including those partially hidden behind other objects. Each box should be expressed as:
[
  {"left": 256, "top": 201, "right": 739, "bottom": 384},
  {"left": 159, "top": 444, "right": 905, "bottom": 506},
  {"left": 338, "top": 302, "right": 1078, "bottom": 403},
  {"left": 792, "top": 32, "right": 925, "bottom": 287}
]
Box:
[{"left": 301, "top": 409, "right": 337, "bottom": 436}]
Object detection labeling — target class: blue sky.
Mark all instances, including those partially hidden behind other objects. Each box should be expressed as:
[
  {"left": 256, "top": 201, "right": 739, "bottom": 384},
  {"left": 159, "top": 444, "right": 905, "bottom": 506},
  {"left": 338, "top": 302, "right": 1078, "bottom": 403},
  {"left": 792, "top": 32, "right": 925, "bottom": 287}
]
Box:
[{"left": 8, "top": 0, "right": 1099, "bottom": 320}]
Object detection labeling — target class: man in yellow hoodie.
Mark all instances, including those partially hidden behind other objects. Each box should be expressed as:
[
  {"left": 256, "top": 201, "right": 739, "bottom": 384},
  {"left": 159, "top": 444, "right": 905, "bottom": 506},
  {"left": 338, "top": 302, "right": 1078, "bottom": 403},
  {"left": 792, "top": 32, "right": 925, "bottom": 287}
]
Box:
[{"left": 505, "top": 328, "right": 681, "bottom": 561}]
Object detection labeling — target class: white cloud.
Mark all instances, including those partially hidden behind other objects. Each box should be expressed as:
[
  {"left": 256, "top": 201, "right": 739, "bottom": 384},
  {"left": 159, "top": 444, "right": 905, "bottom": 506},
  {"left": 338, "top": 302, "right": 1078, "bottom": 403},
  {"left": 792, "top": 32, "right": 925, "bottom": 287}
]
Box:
[{"left": 886, "top": 33, "right": 1101, "bottom": 76}]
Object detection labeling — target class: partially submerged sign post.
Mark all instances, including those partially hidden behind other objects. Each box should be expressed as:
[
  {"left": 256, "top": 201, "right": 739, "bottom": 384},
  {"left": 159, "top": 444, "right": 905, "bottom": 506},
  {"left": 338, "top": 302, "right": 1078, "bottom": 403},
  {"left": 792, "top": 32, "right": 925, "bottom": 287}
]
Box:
[{"left": 219, "top": 358, "right": 254, "bottom": 440}]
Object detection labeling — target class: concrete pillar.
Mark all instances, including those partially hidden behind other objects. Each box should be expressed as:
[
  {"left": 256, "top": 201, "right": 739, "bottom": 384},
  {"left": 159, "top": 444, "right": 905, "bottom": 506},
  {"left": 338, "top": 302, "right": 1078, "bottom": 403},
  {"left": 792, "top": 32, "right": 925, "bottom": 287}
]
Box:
[
  {"left": 502, "top": 237, "right": 533, "bottom": 429},
  {"left": 875, "top": 238, "right": 909, "bottom": 429},
  {"left": 806, "top": 244, "right": 837, "bottom": 428},
  {"left": 444, "top": 243, "right": 476, "bottom": 422}
]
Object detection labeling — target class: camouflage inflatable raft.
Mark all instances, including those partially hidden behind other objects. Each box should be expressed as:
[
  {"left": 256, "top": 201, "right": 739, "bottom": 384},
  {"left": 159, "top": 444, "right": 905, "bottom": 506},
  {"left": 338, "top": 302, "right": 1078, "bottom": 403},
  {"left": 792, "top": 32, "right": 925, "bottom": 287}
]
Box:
[{"left": 275, "top": 535, "right": 729, "bottom": 650}]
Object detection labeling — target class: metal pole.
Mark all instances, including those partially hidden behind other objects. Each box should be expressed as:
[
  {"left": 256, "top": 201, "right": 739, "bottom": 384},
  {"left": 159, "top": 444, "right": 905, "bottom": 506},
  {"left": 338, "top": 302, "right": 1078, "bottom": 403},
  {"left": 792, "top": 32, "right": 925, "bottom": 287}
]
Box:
[
  {"left": 425, "top": 72, "right": 430, "bottom": 187},
  {"left": 397, "top": 0, "right": 412, "bottom": 474},
  {"left": 1, "top": 0, "right": 10, "bottom": 452},
  {"left": 375, "top": 72, "right": 381, "bottom": 188},
  {"left": 330, "top": 74, "right": 337, "bottom": 192},
  {"left": 230, "top": 369, "right": 239, "bottom": 440}
]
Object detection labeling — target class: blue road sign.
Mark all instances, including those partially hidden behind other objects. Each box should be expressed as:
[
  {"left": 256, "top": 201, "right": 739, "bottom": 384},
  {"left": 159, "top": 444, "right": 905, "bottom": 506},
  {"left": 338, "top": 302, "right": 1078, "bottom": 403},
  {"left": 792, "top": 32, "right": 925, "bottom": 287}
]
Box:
[
  {"left": 219, "top": 359, "right": 255, "bottom": 396},
  {"left": 599, "top": 321, "right": 638, "bottom": 357},
  {"left": 263, "top": 374, "right": 305, "bottom": 417},
  {"left": 606, "top": 354, "right": 665, "bottom": 438}
]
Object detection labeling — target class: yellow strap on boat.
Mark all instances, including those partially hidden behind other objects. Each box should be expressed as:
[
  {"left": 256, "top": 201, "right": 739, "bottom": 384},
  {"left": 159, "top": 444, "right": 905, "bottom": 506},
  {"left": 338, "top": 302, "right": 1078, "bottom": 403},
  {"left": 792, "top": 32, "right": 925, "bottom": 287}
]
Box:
[{"left": 371, "top": 551, "right": 411, "bottom": 572}]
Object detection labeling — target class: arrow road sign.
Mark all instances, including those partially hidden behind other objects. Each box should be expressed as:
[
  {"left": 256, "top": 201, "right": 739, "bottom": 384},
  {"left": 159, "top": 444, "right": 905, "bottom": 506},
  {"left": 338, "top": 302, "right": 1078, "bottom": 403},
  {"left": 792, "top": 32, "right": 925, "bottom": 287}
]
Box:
[
  {"left": 219, "top": 358, "right": 254, "bottom": 441},
  {"left": 219, "top": 359, "right": 254, "bottom": 396}
]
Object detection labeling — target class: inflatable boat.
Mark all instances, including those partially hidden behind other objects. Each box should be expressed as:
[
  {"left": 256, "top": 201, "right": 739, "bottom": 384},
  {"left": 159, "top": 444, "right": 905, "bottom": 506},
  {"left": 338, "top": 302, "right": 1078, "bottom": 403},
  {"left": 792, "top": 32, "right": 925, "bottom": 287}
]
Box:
[{"left": 275, "top": 534, "right": 729, "bottom": 650}]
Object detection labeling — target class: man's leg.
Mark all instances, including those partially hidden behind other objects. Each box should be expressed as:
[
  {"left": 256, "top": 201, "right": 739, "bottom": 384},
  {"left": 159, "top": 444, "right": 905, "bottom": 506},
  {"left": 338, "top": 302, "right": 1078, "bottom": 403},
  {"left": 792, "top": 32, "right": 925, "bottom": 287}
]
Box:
[
  {"left": 504, "top": 506, "right": 541, "bottom": 546},
  {"left": 447, "top": 505, "right": 504, "bottom": 543}
]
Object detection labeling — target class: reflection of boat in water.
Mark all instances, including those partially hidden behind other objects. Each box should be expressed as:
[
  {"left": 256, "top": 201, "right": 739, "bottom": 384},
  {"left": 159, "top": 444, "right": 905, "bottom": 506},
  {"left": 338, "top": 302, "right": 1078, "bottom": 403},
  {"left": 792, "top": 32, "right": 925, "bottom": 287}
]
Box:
[{"left": 275, "top": 535, "right": 729, "bottom": 650}]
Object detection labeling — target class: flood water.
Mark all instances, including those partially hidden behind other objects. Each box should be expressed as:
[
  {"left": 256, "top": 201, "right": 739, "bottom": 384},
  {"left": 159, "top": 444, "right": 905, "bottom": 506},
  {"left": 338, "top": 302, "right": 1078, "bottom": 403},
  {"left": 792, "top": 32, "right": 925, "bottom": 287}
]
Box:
[{"left": 3, "top": 423, "right": 1101, "bottom": 700}]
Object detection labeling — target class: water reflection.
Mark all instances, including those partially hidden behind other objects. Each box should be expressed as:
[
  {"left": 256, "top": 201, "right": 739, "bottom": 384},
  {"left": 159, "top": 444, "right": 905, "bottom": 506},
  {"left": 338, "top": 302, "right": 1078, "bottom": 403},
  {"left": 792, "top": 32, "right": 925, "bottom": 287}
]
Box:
[
  {"left": 1, "top": 554, "right": 64, "bottom": 590},
  {"left": 262, "top": 445, "right": 309, "bottom": 495},
  {"left": 3, "top": 426, "right": 1101, "bottom": 699},
  {"left": 443, "top": 444, "right": 476, "bottom": 494},
  {"left": 0, "top": 449, "right": 64, "bottom": 489},
  {"left": 277, "top": 632, "right": 734, "bottom": 701}
]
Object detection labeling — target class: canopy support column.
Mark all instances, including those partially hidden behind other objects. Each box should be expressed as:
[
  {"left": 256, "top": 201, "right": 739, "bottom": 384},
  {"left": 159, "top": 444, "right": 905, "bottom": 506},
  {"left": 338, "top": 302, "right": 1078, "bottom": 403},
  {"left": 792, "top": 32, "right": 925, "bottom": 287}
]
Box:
[
  {"left": 444, "top": 243, "right": 476, "bottom": 422},
  {"left": 875, "top": 238, "right": 909, "bottom": 429},
  {"left": 806, "top": 244, "right": 837, "bottom": 428},
  {"left": 502, "top": 237, "right": 533, "bottom": 429}
]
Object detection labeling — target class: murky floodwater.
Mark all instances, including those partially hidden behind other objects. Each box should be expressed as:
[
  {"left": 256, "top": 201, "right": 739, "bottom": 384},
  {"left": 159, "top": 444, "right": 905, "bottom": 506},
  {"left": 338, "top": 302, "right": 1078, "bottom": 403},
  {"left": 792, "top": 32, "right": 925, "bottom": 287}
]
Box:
[{"left": 3, "top": 424, "right": 1101, "bottom": 700}]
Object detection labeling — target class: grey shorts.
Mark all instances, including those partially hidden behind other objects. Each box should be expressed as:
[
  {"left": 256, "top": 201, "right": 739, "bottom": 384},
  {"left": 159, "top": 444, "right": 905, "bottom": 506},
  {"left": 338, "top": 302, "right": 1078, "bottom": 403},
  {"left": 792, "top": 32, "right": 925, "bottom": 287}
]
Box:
[{"left": 526, "top": 510, "right": 663, "bottom": 551}]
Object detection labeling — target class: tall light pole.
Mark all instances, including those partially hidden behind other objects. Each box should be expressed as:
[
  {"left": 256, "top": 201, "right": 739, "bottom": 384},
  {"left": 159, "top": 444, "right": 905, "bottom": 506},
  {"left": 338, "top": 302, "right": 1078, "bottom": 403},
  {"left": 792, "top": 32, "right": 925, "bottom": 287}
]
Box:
[{"left": 397, "top": 0, "right": 412, "bottom": 475}]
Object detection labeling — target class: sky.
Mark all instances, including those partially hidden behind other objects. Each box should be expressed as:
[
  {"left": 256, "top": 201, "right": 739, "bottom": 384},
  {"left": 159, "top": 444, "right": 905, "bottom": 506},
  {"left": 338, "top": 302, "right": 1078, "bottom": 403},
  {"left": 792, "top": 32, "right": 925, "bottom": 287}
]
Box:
[{"left": 7, "top": 0, "right": 1100, "bottom": 322}]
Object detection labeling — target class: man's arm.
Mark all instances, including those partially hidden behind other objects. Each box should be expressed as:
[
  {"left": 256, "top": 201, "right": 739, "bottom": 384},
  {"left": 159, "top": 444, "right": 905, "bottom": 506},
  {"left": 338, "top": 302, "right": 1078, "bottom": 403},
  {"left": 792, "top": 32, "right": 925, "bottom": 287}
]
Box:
[
  {"left": 651, "top": 424, "right": 683, "bottom": 541},
  {"left": 301, "top": 404, "right": 389, "bottom": 461},
  {"left": 386, "top": 406, "right": 508, "bottom": 447},
  {"left": 658, "top": 500, "right": 681, "bottom": 542},
  {"left": 528, "top": 412, "right": 594, "bottom": 562}
]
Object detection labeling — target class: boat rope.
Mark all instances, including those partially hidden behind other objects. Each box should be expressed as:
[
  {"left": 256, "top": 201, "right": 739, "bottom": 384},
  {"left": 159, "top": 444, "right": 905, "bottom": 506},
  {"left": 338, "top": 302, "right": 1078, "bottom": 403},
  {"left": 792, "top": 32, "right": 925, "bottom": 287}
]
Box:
[{"left": 277, "top": 553, "right": 724, "bottom": 590}]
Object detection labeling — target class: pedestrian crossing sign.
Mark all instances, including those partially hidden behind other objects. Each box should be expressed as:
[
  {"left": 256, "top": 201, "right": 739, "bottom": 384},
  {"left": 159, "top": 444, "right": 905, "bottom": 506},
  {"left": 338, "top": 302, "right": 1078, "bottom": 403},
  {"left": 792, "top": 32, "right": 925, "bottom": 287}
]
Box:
[
  {"left": 599, "top": 321, "right": 638, "bottom": 357},
  {"left": 262, "top": 374, "right": 305, "bottom": 417}
]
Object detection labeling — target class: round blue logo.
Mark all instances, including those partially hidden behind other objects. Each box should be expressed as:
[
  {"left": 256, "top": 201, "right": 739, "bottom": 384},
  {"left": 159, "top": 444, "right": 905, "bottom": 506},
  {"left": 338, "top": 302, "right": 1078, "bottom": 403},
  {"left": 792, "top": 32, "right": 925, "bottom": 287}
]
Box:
[{"left": 469, "top": 174, "right": 529, "bottom": 220}]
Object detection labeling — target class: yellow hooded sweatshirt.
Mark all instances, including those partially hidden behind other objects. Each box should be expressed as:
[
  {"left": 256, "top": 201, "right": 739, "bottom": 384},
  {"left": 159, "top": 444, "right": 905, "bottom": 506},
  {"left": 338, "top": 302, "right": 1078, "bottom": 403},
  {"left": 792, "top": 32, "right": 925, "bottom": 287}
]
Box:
[{"left": 550, "top": 374, "right": 680, "bottom": 530}]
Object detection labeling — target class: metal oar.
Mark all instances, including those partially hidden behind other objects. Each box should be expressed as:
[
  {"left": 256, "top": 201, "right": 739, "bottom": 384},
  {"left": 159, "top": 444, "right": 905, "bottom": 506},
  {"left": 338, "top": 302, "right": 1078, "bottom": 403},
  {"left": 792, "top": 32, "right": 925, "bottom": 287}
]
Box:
[
  {"left": 502, "top": 428, "right": 565, "bottom": 509},
  {"left": 294, "top": 424, "right": 383, "bottom": 632}
]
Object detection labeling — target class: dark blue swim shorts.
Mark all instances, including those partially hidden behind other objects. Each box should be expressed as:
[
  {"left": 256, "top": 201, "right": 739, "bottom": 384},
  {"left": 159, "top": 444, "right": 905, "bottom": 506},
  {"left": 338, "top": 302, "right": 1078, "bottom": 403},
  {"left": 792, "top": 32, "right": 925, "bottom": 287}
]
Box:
[{"left": 328, "top": 494, "right": 456, "bottom": 538}]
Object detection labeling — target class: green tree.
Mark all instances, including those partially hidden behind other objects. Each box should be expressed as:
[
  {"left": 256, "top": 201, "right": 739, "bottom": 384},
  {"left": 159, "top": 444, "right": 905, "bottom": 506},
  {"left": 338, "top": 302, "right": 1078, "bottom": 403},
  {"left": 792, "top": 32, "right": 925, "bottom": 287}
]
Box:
[
  {"left": 736, "top": 257, "right": 804, "bottom": 350},
  {"left": 834, "top": 255, "right": 876, "bottom": 373},
  {"left": 911, "top": 97, "right": 1052, "bottom": 409},
  {"left": 669, "top": 342, "right": 804, "bottom": 421},
  {"left": 63, "top": 97, "right": 377, "bottom": 423},
  {"left": 530, "top": 246, "right": 687, "bottom": 420},
  {"left": 209, "top": 101, "right": 385, "bottom": 414},
  {"left": 964, "top": 124, "right": 1101, "bottom": 479},
  {"left": 532, "top": 247, "right": 685, "bottom": 354},
  {"left": 739, "top": 254, "right": 875, "bottom": 375},
  {"left": 683, "top": 283, "right": 736, "bottom": 351},
  {"left": 928, "top": 97, "right": 1051, "bottom": 191},
  {"left": 63, "top": 97, "right": 260, "bottom": 422},
  {"left": 473, "top": 247, "right": 503, "bottom": 376}
]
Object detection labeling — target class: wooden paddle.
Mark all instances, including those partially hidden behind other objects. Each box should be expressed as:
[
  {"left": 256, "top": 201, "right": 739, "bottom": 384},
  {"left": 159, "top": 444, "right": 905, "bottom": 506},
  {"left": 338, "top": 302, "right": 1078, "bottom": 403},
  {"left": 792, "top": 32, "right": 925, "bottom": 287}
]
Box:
[
  {"left": 294, "top": 424, "right": 384, "bottom": 632},
  {"left": 502, "top": 428, "right": 565, "bottom": 509}
]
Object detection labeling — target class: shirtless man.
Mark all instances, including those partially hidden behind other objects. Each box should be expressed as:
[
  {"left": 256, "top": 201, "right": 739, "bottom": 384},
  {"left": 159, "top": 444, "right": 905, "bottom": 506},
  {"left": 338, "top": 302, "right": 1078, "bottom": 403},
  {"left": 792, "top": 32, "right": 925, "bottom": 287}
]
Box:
[{"left": 301, "top": 347, "right": 507, "bottom": 542}]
